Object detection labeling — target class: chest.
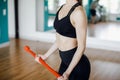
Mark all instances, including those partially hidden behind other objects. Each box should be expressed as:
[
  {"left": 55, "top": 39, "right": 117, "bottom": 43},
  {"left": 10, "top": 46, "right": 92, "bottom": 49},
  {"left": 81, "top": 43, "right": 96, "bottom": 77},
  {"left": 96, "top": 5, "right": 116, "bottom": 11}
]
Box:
[{"left": 58, "top": 7, "right": 71, "bottom": 20}]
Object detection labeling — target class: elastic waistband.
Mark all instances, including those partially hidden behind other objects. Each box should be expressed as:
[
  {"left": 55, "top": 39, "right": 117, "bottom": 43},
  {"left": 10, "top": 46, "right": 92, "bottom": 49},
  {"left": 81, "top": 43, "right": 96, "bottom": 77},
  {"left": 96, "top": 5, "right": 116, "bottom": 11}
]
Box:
[{"left": 59, "top": 47, "right": 77, "bottom": 53}]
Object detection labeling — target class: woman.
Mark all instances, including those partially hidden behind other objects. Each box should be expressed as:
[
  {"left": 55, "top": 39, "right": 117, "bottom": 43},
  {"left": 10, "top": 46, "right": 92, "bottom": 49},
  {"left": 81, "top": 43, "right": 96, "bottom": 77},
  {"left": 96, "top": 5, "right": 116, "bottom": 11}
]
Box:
[
  {"left": 90, "top": 0, "right": 99, "bottom": 24},
  {"left": 35, "top": 0, "right": 90, "bottom": 80}
]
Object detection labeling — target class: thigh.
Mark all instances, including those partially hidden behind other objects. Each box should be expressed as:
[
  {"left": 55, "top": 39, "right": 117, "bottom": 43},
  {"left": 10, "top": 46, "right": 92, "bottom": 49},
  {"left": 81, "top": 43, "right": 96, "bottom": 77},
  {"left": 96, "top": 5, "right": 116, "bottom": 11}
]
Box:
[
  {"left": 58, "top": 62, "right": 79, "bottom": 80},
  {"left": 69, "top": 71, "right": 78, "bottom": 80},
  {"left": 58, "top": 61, "right": 68, "bottom": 75},
  {"left": 69, "top": 55, "right": 91, "bottom": 80}
]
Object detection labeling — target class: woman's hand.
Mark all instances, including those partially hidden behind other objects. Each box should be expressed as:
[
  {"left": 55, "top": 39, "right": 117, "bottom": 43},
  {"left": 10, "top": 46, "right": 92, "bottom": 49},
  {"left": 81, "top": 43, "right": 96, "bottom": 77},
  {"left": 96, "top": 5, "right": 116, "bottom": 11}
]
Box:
[
  {"left": 38, "top": 54, "right": 47, "bottom": 60},
  {"left": 35, "top": 54, "right": 47, "bottom": 64},
  {"left": 57, "top": 72, "right": 69, "bottom": 80}
]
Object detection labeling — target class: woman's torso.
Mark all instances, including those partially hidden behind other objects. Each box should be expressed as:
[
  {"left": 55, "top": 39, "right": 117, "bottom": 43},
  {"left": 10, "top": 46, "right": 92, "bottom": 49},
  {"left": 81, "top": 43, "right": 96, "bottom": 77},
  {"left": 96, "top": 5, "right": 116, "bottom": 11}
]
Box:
[
  {"left": 54, "top": 3, "right": 81, "bottom": 51},
  {"left": 56, "top": 33, "right": 77, "bottom": 51}
]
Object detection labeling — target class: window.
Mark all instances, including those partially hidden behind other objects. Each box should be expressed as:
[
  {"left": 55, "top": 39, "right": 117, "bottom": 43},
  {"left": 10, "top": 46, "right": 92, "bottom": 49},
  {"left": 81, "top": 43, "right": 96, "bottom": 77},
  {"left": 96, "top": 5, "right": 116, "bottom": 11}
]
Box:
[{"left": 99, "top": 0, "right": 120, "bottom": 14}]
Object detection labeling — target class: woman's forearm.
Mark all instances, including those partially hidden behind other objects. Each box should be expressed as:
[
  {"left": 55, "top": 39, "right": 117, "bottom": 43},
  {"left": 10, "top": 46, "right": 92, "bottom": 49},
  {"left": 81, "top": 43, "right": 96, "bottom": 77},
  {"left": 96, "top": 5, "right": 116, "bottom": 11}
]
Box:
[
  {"left": 44, "top": 41, "right": 58, "bottom": 58},
  {"left": 65, "top": 47, "right": 85, "bottom": 75}
]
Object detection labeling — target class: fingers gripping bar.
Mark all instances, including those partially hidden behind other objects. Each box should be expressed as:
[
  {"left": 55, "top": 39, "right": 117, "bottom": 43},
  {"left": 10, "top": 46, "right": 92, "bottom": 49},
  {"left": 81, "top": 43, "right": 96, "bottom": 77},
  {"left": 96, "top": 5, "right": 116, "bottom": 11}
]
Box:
[{"left": 24, "top": 46, "right": 61, "bottom": 78}]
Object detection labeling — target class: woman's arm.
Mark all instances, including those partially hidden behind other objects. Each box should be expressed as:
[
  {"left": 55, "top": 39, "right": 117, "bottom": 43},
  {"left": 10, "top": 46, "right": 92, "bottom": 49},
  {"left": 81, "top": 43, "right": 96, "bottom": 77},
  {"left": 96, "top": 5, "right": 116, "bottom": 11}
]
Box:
[
  {"left": 36, "top": 39, "right": 58, "bottom": 61},
  {"left": 43, "top": 40, "right": 58, "bottom": 59},
  {"left": 65, "top": 6, "right": 87, "bottom": 75}
]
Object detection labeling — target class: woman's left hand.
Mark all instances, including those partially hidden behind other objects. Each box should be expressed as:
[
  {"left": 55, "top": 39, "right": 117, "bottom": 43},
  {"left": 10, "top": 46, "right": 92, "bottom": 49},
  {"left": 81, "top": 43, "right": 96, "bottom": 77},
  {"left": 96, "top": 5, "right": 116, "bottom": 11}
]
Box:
[{"left": 57, "top": 72, "right": 69, "bottom": 80}]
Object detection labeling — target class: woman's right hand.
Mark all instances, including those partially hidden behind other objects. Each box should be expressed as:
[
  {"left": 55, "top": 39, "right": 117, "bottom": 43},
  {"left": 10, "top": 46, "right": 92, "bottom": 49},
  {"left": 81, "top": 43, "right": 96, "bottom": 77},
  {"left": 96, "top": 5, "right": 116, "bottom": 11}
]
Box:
[{"left": 35, "top": 54, "right": 47, "bottom": 64}]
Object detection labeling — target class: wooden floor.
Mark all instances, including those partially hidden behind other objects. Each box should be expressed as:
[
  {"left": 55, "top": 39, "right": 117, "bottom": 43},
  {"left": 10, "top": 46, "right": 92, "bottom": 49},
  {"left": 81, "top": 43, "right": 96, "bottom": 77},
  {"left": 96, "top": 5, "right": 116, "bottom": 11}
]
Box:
[{"left": 0, "top": 39, "right": 120, "bottom": 80}]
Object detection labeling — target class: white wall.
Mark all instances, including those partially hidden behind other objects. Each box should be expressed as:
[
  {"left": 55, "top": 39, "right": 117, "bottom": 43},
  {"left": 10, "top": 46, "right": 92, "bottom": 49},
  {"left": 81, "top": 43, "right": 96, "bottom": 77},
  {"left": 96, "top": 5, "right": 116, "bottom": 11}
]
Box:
[
  {"left": 8, "top": 0, "right": 55, "bottom": 42},
  {"left": 19, "top": 0, "right": 36, "bottom": 38},
  {"left": 36, "top": 0, "right": 44, "bottom": 31},
  {"left": 8, "top": 0, "right": 15, "bottom": 38},
  {"left": 19, "top": 0, "right": 55, "bottom": 42}
]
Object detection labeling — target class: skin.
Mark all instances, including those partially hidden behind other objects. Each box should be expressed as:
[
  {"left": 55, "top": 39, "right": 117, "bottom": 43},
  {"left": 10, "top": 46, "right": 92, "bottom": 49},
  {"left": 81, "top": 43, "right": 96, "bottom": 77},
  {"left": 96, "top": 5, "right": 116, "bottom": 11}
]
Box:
[{"left": 35, "top": 0, "right": 87, "bottom": 80}]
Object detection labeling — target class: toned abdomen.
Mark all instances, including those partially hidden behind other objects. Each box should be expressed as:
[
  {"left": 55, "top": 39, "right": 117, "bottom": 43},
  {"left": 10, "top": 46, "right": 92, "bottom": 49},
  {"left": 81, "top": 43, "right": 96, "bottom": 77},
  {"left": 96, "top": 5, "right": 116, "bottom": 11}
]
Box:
[{"left": 56, "top": 33, "right": 77, "bottom": 51}]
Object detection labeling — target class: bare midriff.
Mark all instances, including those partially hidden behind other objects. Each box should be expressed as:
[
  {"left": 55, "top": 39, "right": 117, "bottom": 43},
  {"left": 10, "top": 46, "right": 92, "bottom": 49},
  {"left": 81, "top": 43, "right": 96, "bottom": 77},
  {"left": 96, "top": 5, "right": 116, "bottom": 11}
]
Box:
[{"left": 56, "top": 33, "right": 77, "bottom": 51}]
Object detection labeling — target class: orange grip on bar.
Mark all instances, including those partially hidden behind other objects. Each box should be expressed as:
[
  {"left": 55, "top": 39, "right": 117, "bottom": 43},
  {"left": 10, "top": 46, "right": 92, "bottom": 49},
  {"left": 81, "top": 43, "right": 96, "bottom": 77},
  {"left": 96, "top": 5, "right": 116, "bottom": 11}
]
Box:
[{"left": 24, "top": 46, "right": 61, "bottom": 78}]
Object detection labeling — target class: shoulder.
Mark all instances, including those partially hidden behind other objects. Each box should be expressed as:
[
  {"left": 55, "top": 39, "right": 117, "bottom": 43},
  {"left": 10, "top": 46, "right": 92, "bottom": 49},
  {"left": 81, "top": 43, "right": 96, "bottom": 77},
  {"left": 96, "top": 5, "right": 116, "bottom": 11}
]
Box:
[
  {"left": 74, "top": 6, "right": 85, "bottom": 16},
  {"left": 70, "top": 6, "right": 87, "bottom": 28},
  {"left": 71, "top": 6, "right": 87, "bottom": 21}
]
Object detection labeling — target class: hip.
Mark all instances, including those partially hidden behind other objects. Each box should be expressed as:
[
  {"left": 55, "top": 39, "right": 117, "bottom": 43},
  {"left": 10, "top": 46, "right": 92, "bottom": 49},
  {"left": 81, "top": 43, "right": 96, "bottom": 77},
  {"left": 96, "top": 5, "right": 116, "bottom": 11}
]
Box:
[{"left": 59, "top": 47, "right": 90, "bottom": 66}]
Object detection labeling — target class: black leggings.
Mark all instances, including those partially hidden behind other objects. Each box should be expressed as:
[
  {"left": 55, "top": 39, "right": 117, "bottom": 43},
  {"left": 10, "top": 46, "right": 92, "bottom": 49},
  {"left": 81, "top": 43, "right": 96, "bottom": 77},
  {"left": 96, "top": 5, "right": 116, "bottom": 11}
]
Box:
[{"left": 58, "top": 47, "right": 91, "bottom": 80}]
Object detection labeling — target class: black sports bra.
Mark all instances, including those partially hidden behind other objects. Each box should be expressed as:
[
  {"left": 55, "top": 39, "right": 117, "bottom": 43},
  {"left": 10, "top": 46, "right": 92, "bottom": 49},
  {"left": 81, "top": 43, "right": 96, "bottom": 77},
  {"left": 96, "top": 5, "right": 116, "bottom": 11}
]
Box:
[{"left": 54, "top": 3, "right": 81, "bottom": 38}]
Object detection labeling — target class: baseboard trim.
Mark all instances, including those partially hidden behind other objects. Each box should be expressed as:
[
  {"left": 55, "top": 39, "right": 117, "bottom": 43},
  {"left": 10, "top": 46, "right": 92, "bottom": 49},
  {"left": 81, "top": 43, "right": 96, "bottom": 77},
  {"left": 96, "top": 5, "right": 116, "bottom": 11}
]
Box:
[
  {"left": 0, "top": 42, "right": 10, "bottom": 48},
  {"left": 86, "top": 37, "right": 120, "bottom": 52}
]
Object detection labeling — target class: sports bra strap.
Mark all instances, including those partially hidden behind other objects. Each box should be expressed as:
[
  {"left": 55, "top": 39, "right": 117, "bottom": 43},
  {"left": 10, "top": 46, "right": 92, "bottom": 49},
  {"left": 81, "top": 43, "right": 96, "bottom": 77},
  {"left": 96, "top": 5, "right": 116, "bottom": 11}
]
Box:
[
  {"left": 67, "top": 2, "right": 81, "bottom": 16},
  {"left": 57, "top": 4, "right": 64, "bottom": 14},
  {"left": 57, "top": 3, "right": 81, "bottom": 17}
]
